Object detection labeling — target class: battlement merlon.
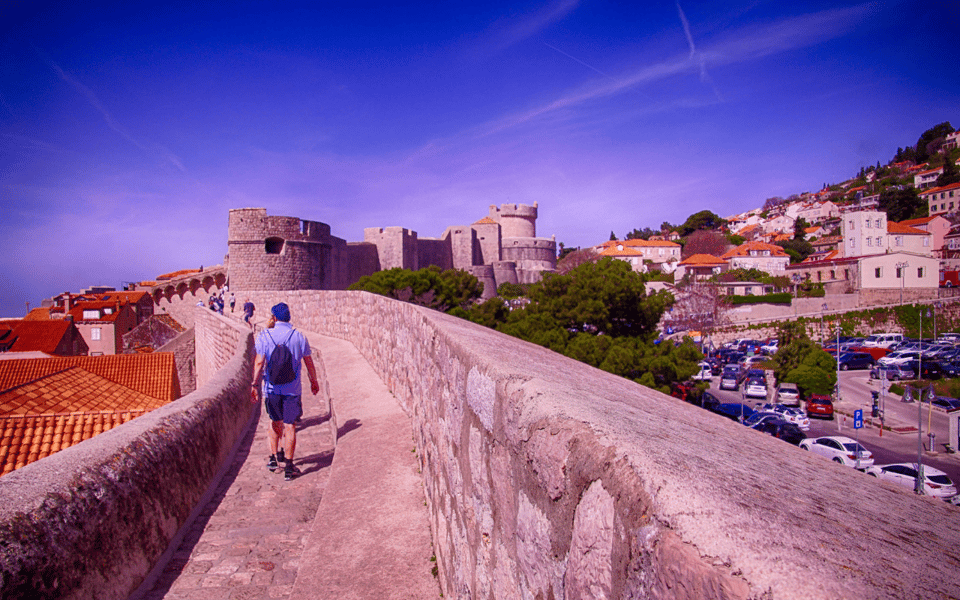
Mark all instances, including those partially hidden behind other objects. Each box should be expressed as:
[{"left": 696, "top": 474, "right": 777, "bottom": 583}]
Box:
[
  {"left": 489, "top": 202, "right": 538, "bottom": 238},
  {"left": 228, "top": 208, "right": 331, "bottom": 243}
]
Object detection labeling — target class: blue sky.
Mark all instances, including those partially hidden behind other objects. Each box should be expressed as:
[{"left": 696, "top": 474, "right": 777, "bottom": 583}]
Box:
[{"left": 1, "top": 1, "right": 958, "bottom": 316}]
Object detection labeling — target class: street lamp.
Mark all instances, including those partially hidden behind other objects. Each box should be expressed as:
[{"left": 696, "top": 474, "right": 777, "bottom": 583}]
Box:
[
  {"left": 896, "top": 261, "right": 909, "bottom": 306},
  {"left": 934, "top": 301, "right": 943, "bottom": 340}
]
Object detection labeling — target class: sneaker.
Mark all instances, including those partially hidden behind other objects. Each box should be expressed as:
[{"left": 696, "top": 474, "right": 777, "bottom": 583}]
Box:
[
  {"left": 266, "top": 455, "right": 279, "bottom": 472},
  {"left": 276, "top": 448, "right": 285, "bottom": 465},
  {"left": 284, "top": 462, "right": 301, "bottom": 481}
]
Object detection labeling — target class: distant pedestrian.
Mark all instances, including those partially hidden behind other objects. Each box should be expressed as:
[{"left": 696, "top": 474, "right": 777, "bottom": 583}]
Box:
[
  {"left": 229, "top": 293, "right": 236, "bottom": 313},
  {"left": 243, "top": 299, "right": 255, "bottom": 328},
  {"left": 250, "top": 302, "right": 320, "bottom": 481}
]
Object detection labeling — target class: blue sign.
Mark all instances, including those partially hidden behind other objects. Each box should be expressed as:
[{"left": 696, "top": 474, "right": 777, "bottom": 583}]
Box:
[{"left": 854, "top": 409, "right": 863, "bottom": 429}]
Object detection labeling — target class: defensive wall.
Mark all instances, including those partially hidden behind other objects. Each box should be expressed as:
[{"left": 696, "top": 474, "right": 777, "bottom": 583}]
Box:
[
  {"left": 0, "top": 309, "right": 256, "bottom": 600},
  {"left": 233, "top": 291, "right": 960, "bottom": 599},
  {"left": 4, "top": 293, "right": 960, "bottom": 599}
]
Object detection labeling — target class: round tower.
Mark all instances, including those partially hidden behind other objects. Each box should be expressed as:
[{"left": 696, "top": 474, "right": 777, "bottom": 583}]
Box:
[
  {"left": 490, "top": 202, "right": 537, "bottom": 238},
  {"left": 227, "top": 208, "right": 330, "bottom": 291}
]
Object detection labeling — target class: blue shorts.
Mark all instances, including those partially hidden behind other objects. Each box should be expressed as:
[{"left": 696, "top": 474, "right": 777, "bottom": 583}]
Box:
[{"left": 265, "top": 394, "right": 302, "bottom": 424}]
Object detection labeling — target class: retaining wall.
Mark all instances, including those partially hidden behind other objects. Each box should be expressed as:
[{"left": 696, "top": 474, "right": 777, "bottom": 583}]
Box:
[
  {"left": 237, "top": 290, "right": 960, "bottom": 599},
  {"left": 0, "top": 309, "right": 254, "bottom": 600}
]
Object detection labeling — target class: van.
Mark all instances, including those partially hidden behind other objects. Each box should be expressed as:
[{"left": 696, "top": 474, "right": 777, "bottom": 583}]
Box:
[{"left": 862, "top": 333, "right": 903, "bottom": 349}]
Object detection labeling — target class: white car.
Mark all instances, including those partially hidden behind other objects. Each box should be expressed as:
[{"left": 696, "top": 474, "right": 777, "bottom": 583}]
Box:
[
  {"left": 754, "top": 403, "right": 809, "bottom": 430},
  {"left": 774, "top": 383, "right": 800, "bottom": 405},
  {"left": 760, "top": 339, "right": 779, "bottom": 355},
  {"left": 864, "top": 463, "right": 958, "bottom": 498},
  {"left": 691, "top": 361, "right": 712, "bottom": 381},
  {"left": 799, "top": 436, "right": 874, "bottom": 467},
  {"left": 743, "top": 377, "right": 767, "bottom": 399},
  {"left": 877, "top": 350, "right": 920, "bottom": 366}
]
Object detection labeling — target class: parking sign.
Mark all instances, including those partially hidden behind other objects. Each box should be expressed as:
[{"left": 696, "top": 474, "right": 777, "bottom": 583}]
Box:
[{"left": 854, "top": 409, "right": 863, "bottom": 429}]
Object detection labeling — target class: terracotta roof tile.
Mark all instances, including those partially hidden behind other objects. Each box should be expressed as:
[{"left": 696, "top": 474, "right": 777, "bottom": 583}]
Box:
[
  {"left": 23, "top": 308, "right": 52, "bottom": 321},
  {"left": 0, "top": 320, "right": 73, "bottom": 353},
  {"left": 156, "top": 268, "right": 202, "bottom": 280},
  {"left": 599, "top": 239, "right": 680, "bottom": 248},
  {"left": 0, "top": 410, "right": 147, "bottom": 476},
  {"left": 679, "top": 254, "right": 726, "bottom": 266},
  {"left": 0, "top": 354, "right": 179, "bottom": 402},
  {"left": 0, "top": 367, "right": 168, "bottom": 415},
  {"left": 154, "top": 314, "right": 186, "bottom": 333},
  {"left": 900, "top": 216, "right": 936, "bottom": 226},
  {"left": 473, "top": 216, "right": 498, "bottom": 225},
  {"left": 720, "top": 241, "right": 789, "bottom": 259},
  {"left": 887, "top": 222, "right": 929, "bottom": 235},
  {"left": 598, "top": 246, "right": 644, "bottom": 257}
]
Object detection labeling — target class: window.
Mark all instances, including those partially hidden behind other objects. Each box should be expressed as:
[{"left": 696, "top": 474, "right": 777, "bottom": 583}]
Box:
[
  {"left": 876, "top": 267, "right": 882, "bottom": 278},
  {"left": 830, "top": 270, "right": 836, "bottom": 279},
  {"left": 845, "top": 269, "right": 850, "bottom": 280},
  {"left": 91, "top": 328, "right": 101, "bottom": 341},
  {"left": 265, "top": 237, "right": 284, "bottom": 254},
  {"left": 895, "top": 236, "right": 903, "bottom": 247},
  {"left": 866, "top": 219, "right": 872, "bottom": 229},
  {"left": 875, "top": 218, "right": 881, "bottom": 228},
  {"left": 877, "top": 237, "right": 882, "bottom": 247},
  {"left": 923, "top": 237, "right": 930, "bottom": 247},
  {"left": 895, "top": 267, "right": 902, "bottom": 278},
  {"left": 82, "top": 310, "right": 99, "bottom": 319},
  {"left": 867, "top": 238, "right": 872, "bottom": 247},
  {"left": 849, "top": 220, "right": 855, "bottom": 229},
  {"left": 918, "top": 267, "right": 925, "bottom": 278},
  {"left": 850, "top": 239, "right": 856, "bottom": 248}
]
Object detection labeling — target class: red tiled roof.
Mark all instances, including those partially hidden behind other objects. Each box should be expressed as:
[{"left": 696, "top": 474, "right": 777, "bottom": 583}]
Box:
[
  {"left": 900, "top": 216, "right": 936, "bottom": 226},
  {"left": 721, "top": 241, "right": 789, "bottom": 259},
  {"left": 473, "top": 216, "right": 497, "bottom": 225},
  {"left": 920, "top": 182, "right": 960, "bottom": 196},
  {"left": 68, "top": 301, "right": 123, "bottom": 323},
  {"left": 0, "top": 367, "right": 169, "bottom": 415},
  {"left": 89, "top": 291, "right": 149, "bottom": 304},
  {"left": 887, "top": 222, "right": 929, "bottom": 235},
  {"left": 0, "top": 410, "right": 148, "bottom": 476},
  {"left": 679, "top": 254, "right": 725, "bottom": 266},
  {"left": 0, "top": 320, "right": 74, "bottom": 354},
  {"left": 598, "top": 246, "right": 643, "bottom": 257},
  {"left": 598, "top": 239, "right": 680, "bottom": 248},
  {"left": 23, "top": 308, "right": 52, "bottom": 321},
  {"left": 0, "top": 354, "right": 179, "bottom": 402},
  {"left": 156, "top": 268, "right": 202, "bottom": 280},
  {"left": 154, "top": 314, "right": 186, "bottom": 333}
]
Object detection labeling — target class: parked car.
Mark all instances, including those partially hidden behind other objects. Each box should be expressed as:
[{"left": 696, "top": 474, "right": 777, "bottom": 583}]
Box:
[
  {"left": 738, "top": 367, "right": 765, "bottom": 385},
  {"left": 760, "top": 339, "right": 779, "bottom": 355},
  {"left": 864, "top": 463, "right": 959, "bottom": 498},
  {"left": 869, "top": 363, "right": 915, "bottom": 381},
  {"left": 755, "top": 419, "right": 806, "bottom": 445},
  {"left": 719, "top": 366, "right": 740, "bottom": 390},
  {"left": 743, "top": 377, "right": 768, "bottom": 400},
  {"left": 774, "top": 383, "right": 800, "bottom": 405},
  {"left": 712, "top": 402, "right": 756, "bottom": 422},
  {"left": 799, "top": 436, "right": 874, "bottom": 467},
  {"left": 910, "top": 360, "right": 944, "bottom": 380},
  {"left": 753, "top": 403, "right": 810, "bottom": 430},
  {"left": 742, "top": 412, "right": 782, "bottom": 429},
  {"left": 806, "top": 394, "right": 835, "bottom": 419},
  {"left": 877, "top": 350, "right": 921, "bottom": 366},
  {"left": 691, "top": 361, "right": 713, "bottom": 381},
  {"left": 862, "top": 333, "right": 904, "bottom": 349},
  {"left": 931, "top": 397, "right": 960, "bottom": 413},
  {"left": 936, "top": 332, "right": 960, "bottom": 344},
  {"left": 837, "top": 352, "right": 875, "bottom": 370},
  {"left": 942, "top": 362, "right": 960, "bottom": 378}
]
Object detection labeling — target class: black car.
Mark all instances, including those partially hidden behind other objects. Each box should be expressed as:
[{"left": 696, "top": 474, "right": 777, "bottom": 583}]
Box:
[
  {"left": 906, "top": 360, "right": 944, "bottom": 380},
  {"left": 755, "top": 419, "right": 806, "bottom": 445},
  {"left": 712, "top": 402, "right": 756, "bottom": 422},
  {"left": 837, "top": 352, "right": 875, "bottom": 370}
]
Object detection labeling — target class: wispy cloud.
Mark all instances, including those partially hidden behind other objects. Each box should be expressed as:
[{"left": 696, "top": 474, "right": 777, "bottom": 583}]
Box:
[
  {"left": 42, "top": 55, "right": 186, "bottom": 172},
  {"left": 676, "top": 1, "right": 722, "bottom": 100},
  {"left": 478, "top": 0, "right": 580, "bottom": 54}
]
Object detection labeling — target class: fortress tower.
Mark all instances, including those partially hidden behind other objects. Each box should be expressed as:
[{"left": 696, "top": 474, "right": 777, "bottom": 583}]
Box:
[
  {"left": 489, "top": 202, "right": 537, "bottom": 238},
  {"left": 227, "top": 208, "right": 347, "bottom": 291}
]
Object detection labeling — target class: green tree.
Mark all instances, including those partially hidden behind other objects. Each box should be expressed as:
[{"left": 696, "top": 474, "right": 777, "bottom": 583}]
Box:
[
  {"left": 773, "top": 337, "right": 836, "bottom": 397},
  {"left": 610, "top": 231, "right": 618, "bottom": 241},
  {"left": 677, "top": 210, "right": 726, "bottom": 236},
  {"left": 936, "top": 156, "right": 960, "bottom": 187},
  {"left": 777, "top": 238, "right": 814, "bottom": 263},
  {"left": 915, "top": 122, "right": 954, "bottom": 164},
  {"left": 879, "top": 187, "right": 925, "bottom": 221},
  {"left": 349, "top": 265, "right": 483, "bottom": 312}
]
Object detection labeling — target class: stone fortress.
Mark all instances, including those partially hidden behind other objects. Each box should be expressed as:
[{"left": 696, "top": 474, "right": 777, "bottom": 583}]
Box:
[{"left": 227, "top": 203, "right": 557, "bottom": 298}]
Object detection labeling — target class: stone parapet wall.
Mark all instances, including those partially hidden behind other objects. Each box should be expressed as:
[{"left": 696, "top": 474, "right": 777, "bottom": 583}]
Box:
[
  {"left": 235, "top": 290, "right": 960, "bottom": 599},
  {"left": 0, "top": 310, "right": 254, "bottom": 600}
]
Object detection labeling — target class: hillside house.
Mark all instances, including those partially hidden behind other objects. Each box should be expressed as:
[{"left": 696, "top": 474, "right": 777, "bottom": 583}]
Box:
[
  {"left": 68, "top": 301, "right": 138, "bottom": 355},
  {"left": 595, "top": 239, "right": 681, "bottom": 272},
  {"left": 923, "top": 182, "right": 960, "bottom": 217},
  {"left": 720, "top": 241, "right": 789, "bottom": 275},
  {"left": 675, "top": 254, "right": 726, "bottom": 281}
]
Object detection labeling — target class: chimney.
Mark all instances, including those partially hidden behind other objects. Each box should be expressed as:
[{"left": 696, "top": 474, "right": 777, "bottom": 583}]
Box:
[{"left": 64, "top": 292, "right": 72, "bottom": 313}]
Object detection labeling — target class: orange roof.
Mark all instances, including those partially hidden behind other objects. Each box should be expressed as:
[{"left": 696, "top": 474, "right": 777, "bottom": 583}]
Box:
[
  {"left": 89, "top": 291, "right": 149, "bottom": 304},
  {"left": 887, "top": 222, "right": 929, "bottom": 235},
  {"left": 900, "top": 216, "right": 936, "bottom": 226},
  {"left": 0, "top": 410, "right": 148, "bottom": 476},
  {"left": 156, "top": 268, "right": 202, "bottom": 280},
  {"left": 599, "top": 239, "right": 680, "bottom": 248},
  {"left": 737, "top": 224, "right": 759, "bottom": 235},
  {"left": 920, "top": 182, "right": 960, "bottom": 196},
  {"left": 773, "top": 233, "right": 791, "bottom": 242},
  {"left": 598, "top": 246, "right": 643, "bottom": 257},
  {"left": 679, "top": 254, "right": 725, "bottom": 266},
  {"left": 0, "top": 320, "right": 74, "bottom": 354},
  {"left": 804, "top": 226, "right": 821, "bottom": 233},
  {"left": 473, "top": 216, "right": 497, "bottom": 225},
  {"left": 721, "top": 241, "right": 789, "bottom": 259},
  {"left": 0, "top": 367, "right": 169, "bottom": 415},
  {"left": 23, "top": 308, "right": 52, "bottom": 321},
  {"left": 154, "top": 314, "right": 186, "bottom": 333},
  {"left": 0, "top": 354, "right": 179, "bottom": 402},
  {"left": 68, "top": 301, "right": 125, "bottom": 323}
]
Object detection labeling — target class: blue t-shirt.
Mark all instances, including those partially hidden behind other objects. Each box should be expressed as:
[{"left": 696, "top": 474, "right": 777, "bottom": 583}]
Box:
[{"left": 254, "top": 322, "right": 311, "bottom": 396}]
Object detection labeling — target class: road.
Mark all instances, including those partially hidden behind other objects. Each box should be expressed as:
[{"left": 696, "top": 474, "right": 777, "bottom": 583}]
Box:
[{"left": 706, "top": 370, "right": 960, "bottom": 492}]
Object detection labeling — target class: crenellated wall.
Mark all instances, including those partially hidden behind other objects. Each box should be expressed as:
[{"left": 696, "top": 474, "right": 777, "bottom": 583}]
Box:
[
  {"left": 233, "top": 291, "right": 960, "bottom": 600},
  {"left": 0, "top": 308, "right": 255, "bottom": 600}
]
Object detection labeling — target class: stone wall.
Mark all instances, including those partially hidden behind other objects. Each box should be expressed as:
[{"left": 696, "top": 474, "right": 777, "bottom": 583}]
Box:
[
  {"left": 235, "top": 290, "right": 960, "bottom": 600},
  {"left": 158, "top": 326, "right": 197, "bottom": 395},
  {"left": 0, "top": 310, "right": 254, "bottom": 600}
]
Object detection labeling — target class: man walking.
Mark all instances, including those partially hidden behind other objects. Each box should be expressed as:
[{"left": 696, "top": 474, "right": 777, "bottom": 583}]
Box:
[
  {"left": 250, "top": 302, "right": 320, "bottom": 480},
  {"left": 243, "top": 299, "right": 255, "bottom": 329}
]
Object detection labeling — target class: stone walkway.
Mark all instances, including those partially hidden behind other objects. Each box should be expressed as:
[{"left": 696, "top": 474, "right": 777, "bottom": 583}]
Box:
[{"left": 137, "top": 332, "right": 438, "bottom": 600}]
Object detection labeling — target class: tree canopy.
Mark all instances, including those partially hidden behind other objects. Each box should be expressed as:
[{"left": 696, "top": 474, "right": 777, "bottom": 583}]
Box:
[
  {"left": 879, "top": 187, "right": 925, "bottom": 222},
  {"left": 677, "top": 210, "right": 726, "bottom": 237},
  {"left": 348, "top": 265, "right": 483, "bottom": 312},
  {"left": 771, "top": 322, "right": 836, "bottom": 396}
]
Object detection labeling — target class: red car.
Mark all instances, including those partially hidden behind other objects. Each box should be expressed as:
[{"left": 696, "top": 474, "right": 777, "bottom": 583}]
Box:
[{"left": 806, "top": 394, "right": 834, "bottom": 419}]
